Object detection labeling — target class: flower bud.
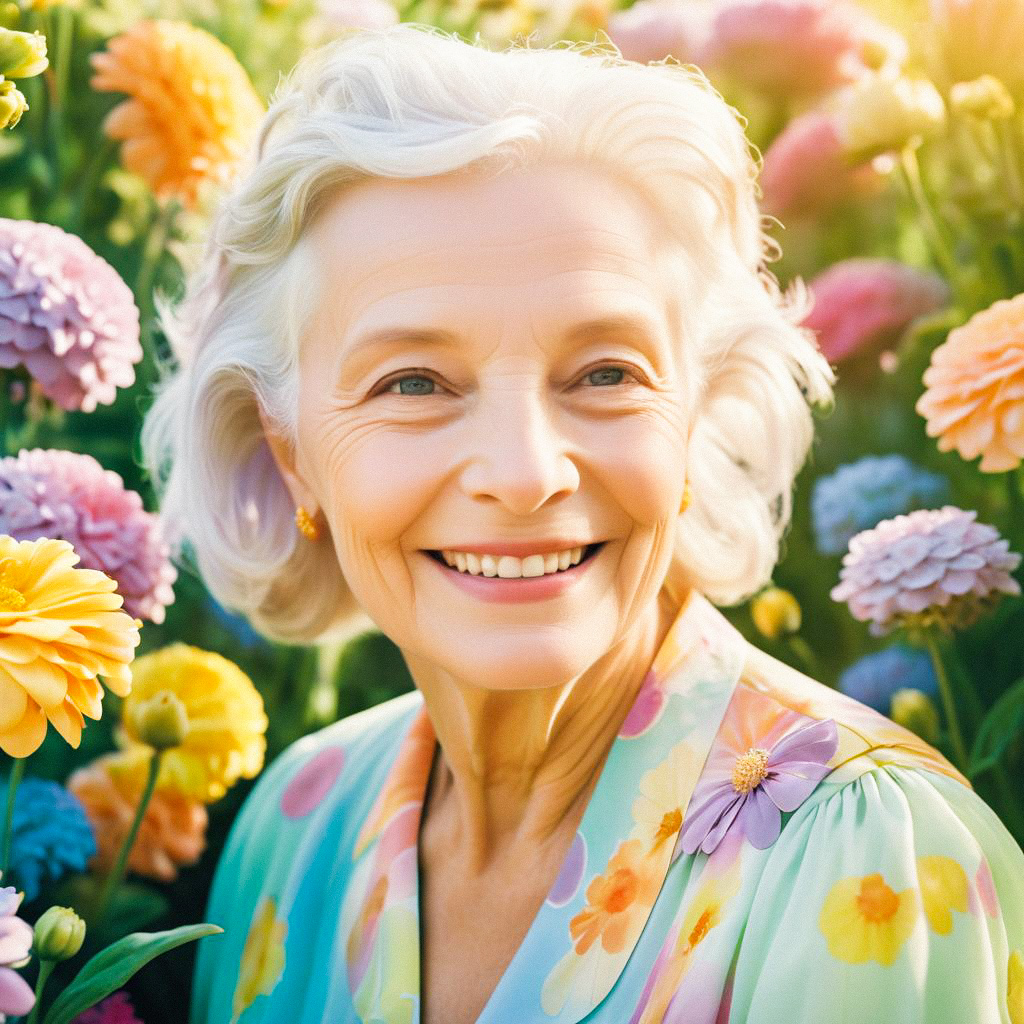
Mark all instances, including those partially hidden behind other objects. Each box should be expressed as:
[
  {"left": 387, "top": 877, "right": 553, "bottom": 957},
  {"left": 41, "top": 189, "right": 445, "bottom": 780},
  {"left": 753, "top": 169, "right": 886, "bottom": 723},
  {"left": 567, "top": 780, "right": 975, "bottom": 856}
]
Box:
[
  {"left": 33, "top": 906, "right": 85, "bottom": 962},
  {"left": 0, "top": 79, "right": 28, "bottom": 130},
  {"left": 0, "top": 28, "right": 47, "bottom": 79},
  {"left": 889, "top": 687, "right": 941, "bottom": 746},
  {"left": 837, "top": 72, "right": 946, "bottom": 161},
  {"left": 950, "top": 75, "right": 1015, "bottom": 121},
  {"left": 126, "top": 690, "right": 190, "bottom": 750},
  {"left": 751, "top": 586, "right": 802, "bottom": 639}
]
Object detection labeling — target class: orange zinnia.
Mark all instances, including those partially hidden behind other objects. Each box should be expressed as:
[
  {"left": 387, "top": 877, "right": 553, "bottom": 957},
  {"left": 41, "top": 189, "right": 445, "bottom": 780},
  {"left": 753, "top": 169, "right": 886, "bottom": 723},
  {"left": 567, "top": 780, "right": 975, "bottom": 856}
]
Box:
[
  {"left": 89, "top": 19, "right": 264, "bottom": 211},
  {"left": 916, "top": 294, "right": 1024, "bottom": 472}
]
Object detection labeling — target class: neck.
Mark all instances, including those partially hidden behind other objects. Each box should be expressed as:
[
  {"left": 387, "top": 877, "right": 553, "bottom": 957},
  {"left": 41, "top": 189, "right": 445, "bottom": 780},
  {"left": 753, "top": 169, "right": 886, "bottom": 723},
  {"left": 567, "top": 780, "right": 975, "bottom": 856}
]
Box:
[{"left": 406, "top": 589, "right": 683, "bottom": 875}]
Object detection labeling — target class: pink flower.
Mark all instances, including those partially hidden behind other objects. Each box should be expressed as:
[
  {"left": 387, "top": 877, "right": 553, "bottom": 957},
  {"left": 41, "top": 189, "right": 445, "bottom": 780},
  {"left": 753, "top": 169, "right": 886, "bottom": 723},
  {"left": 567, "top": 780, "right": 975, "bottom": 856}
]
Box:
[
  {"left": 0, "top": 218, "right": 142, "bottom": 413},
  {"left": 802, "top": 258, "right": 950, "bottom": 363},
  {"left": 72, "top": 990, "right": 143, "bottom": 1024},
  {"left": 830, "top": 506, "right": 1022, "bottom": 636},
  {"left": 606, "top": 1, "right": 710, "bottom": 65},
  {"left": 698, "top": 0, "right": 905, "bottom": 99},
  {"left": 0, "top": 448, "right": 177, "bottom": 623},
  {"left": 0, "top": 884, "right": 35, "bottom": 1022},
  {"left": 315, "top": 0, "right": 398, "bottom": 31},
  {"left": 759, "top": 110, "right": 884, "bottom": 219}
]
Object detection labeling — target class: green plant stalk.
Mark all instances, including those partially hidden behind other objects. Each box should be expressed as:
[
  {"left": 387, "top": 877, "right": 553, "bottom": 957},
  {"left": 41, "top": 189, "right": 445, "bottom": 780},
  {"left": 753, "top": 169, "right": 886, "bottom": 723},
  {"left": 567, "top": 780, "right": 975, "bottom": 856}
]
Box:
[
  {"left": 42, "top": 3, "right": 74, "bottom": 207},
  {"left": 134, "top": 199, "right": 181, "bottom": 359},
  {"left": 0, "top": 757, "right": 26, "bottom": 878},
  {"left": 897, "top": 146, "right": 962, "bottom": 294},
  {"left": 94, "top": 750, "right": 163, "bottom": 928},
  {"left": 25, "top": 958, "right": 54, "bottom": 1024},
  {"left": 924, "top": 631, "right": 971, "bottom": 773},
  {"left": 996, "top": 119, "right": 1024, "bottom": 212},
  {"left": 785, "top": 635, "right": 819, "bottom": 677}
]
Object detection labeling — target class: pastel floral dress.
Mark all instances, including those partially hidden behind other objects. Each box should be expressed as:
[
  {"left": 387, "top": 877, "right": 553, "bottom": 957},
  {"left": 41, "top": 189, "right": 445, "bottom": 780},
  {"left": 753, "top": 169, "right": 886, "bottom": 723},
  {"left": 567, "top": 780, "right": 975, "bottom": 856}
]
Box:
[{"left": 190, "top": 590, "right": 1024, "bottom": 1024}]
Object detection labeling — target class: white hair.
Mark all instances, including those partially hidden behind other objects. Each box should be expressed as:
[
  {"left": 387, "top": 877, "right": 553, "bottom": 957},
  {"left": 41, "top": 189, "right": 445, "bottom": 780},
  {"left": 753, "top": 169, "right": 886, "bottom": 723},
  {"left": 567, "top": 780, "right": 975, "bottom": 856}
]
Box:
[{"left": 140, "top": 22, "right": 835, "bottom": 647}]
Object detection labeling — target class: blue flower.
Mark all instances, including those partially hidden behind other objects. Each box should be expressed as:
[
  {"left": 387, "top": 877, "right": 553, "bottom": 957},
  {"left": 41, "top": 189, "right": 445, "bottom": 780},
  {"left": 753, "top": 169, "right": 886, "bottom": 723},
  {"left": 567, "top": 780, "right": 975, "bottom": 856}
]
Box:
[
  {"left": 3, "top": 776, "right": 96, "bottom": 903},
  {"left": 811, "top": 455, "right": 950, "bottom": 556},
  {"left": 838, "top": 646, "right": 939, "bottom": 715}
]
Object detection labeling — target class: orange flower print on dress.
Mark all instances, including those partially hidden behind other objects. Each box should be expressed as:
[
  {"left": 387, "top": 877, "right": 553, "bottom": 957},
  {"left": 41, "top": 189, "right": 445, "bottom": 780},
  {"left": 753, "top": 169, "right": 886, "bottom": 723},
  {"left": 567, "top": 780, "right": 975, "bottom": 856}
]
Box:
[
  {"left": 232, "top": 897, "right": 287, "bottom": 1022},
  {"left": 917, "top": 855, "right": 968, "bottom": 935},
  {"left": 819, "top": 871, "right": 918, "bottom": 966},
  {"left": 1008, "top": 950, "right": 1024, "bottom": 1024}
]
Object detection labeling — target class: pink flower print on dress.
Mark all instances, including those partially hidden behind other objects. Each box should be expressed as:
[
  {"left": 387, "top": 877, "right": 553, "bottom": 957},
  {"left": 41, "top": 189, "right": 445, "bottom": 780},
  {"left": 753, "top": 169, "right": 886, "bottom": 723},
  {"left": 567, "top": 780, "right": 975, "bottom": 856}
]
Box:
[{"left": 677, "top": 687, "right": 839, "bottom": 855}]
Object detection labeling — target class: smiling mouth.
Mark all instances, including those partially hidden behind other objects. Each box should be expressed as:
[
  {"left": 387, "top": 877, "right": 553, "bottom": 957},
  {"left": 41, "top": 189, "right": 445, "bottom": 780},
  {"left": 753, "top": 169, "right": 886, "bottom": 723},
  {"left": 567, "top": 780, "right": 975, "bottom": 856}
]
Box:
[{"left": 425, "top": 542, "right": 605, "bottom": 579}]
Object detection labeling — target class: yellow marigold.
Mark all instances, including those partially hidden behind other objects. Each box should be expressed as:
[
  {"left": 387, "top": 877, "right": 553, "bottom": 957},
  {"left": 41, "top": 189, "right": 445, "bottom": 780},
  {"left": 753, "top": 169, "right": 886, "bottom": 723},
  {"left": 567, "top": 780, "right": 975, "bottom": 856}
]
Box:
[
  {"left": 916, "top": 294, "right": 1024, "bottom": 472},
  {"left": 0, "top": 535, "right": 141, "bottom": 758},
  {"left": 89, "top": 19, "right": 264, "bottom": 211},
  {"left": 117, "top": 642, "right": 267, "bottom": 802},
  {"left": 67, "top": 751, "right": 207, "bottom": 882},
  {"left": 819, "top": 870, "right": 918, "bottom": 966}
]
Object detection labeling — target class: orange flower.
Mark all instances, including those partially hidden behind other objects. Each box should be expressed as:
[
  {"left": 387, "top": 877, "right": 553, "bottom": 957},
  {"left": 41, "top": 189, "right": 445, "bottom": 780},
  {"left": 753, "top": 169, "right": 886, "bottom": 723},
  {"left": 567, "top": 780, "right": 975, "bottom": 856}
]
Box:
[
  {"left": 819, "top": 870, "right": 918, "bottom": 965},
  {"left": 89, "top": 20, "right": 264, "bottom": 211},
  {"left": 569, "top": 839, "right": 662, "bottom": 956},
  {"left": 916, "top": 294, "right": 1024, "bottom": 472},
  {"left": 68, "top": 751, "right": 207, "bottom": 882}
]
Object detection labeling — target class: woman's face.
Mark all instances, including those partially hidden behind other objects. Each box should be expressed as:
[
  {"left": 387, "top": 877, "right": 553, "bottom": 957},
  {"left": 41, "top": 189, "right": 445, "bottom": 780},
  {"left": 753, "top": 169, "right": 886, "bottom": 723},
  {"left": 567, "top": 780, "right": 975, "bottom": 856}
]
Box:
[{"left": 272, "top": 160, "right": 695, "bottom": 690}]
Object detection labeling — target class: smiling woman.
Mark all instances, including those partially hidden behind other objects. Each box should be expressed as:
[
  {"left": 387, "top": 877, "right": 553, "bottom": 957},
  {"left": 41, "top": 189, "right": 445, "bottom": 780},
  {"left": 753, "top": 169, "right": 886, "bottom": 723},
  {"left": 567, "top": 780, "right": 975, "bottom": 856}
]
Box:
[{"left": 139, "top": 21, "right": 1024, "bottom": 1024}]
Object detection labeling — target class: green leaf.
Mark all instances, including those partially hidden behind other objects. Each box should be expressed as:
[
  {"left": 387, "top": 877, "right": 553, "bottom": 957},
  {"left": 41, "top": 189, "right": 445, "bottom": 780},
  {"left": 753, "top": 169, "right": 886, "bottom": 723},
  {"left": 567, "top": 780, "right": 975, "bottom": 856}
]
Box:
[
  {"left": 968, "top": 676, "right": 1024, "bottom": 780},
  {"left": 42, "top": 923, "right": 223, "bottom": 1024}
]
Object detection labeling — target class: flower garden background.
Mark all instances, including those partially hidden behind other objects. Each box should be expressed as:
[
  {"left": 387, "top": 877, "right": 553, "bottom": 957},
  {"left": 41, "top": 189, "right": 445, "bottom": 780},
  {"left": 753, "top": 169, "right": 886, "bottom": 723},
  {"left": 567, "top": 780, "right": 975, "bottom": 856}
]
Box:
[{"left": 0, "top": 0, "right": 1023, "bottom": 1020}]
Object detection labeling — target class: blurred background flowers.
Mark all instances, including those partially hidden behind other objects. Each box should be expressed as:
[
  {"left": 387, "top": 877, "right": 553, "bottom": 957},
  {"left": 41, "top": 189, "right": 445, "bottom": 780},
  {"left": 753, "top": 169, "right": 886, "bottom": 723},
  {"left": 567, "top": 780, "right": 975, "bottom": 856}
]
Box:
[{"left": 1, "top": 0, "right": 1023, "bottom": 1019}]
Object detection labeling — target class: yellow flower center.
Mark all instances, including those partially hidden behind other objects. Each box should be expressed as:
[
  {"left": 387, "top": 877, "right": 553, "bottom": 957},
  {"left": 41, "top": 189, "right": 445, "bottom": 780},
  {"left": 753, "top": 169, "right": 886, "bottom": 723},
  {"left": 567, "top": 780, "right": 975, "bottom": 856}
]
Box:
[
  {"left": 0, "top": 562, "right": 25, "bottom": 611},
  {"left": 856, "top": 873, "right": 900, "bottom": 923},
  {"left": 651, "top": 808, "right": 683, "bottom": 851},
  {"left": 732, "top": 747, "right": 770, "bottom": 793},
  {"left": 603, "top": 867, "right": 639, "bottom": 914},
  {"left": 688, "top": 907, "right": 714, "bottom": 949}
]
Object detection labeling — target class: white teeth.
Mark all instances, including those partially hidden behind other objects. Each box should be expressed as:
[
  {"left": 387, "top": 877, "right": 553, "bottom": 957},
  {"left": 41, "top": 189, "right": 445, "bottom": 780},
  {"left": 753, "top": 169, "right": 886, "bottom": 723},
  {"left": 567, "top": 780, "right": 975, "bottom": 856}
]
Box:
[{"left": 435, "top": 545, "right": 599, "bottom": 578}]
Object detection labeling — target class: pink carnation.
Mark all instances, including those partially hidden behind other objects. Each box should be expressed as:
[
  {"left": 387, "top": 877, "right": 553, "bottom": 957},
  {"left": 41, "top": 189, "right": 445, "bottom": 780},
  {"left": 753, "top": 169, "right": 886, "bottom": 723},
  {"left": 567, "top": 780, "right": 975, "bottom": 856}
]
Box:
[
  {"left": 606, "top": 0, "right": 710, "bottom": 64},
  {"left": 802, "top": 258, "right": 950, "bottom": 363},
  {"left": 759, "top": 109, "right": 884, "bottom": 219},
  {"left": 72, "top": 991, "right": 143, "bottom": 1024},
  {"left": 0, "top": 218, "right": 142, "bottom": 413},
  {"left": 830, "top": 506, "right": 1021, "bottom": 636},
  {"left": 0, "top": 448, "right": 177, "bottom": 623}
]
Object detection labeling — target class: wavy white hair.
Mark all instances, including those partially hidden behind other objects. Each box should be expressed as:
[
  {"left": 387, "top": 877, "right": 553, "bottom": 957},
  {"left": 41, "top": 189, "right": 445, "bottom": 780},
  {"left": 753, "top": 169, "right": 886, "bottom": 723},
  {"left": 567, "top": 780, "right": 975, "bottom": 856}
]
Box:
[{"left": 140, "top": 22, "right": 835, "bottom": 647}]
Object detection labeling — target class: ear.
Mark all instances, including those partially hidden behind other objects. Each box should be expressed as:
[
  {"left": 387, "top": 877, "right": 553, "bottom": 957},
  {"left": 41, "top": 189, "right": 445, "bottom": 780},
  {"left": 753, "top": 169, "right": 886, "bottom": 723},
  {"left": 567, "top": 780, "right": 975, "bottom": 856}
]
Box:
[{"left": 256, "top": 400, "right": 320, "bottom": 517}]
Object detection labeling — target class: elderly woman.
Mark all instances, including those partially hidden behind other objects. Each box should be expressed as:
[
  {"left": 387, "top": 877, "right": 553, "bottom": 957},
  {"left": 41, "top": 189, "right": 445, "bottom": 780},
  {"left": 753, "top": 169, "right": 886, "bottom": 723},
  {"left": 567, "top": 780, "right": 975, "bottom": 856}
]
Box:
[{"left": 142, "top": 23, "right": 1024, "bottom": 1024}]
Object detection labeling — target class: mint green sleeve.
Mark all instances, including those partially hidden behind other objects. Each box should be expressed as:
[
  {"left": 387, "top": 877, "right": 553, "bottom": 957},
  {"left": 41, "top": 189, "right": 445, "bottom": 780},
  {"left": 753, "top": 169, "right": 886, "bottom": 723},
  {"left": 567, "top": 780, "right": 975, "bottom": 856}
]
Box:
[{"left": 728, "top": 765, "right": 1024, "bottom": 1023}]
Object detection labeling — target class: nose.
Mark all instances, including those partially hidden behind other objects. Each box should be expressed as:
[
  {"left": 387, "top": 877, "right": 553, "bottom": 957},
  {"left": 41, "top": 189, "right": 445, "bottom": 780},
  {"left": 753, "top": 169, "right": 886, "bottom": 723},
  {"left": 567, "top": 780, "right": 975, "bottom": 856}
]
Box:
[{"left": 458, "top": 379, "right": 580, "bottom": 515}]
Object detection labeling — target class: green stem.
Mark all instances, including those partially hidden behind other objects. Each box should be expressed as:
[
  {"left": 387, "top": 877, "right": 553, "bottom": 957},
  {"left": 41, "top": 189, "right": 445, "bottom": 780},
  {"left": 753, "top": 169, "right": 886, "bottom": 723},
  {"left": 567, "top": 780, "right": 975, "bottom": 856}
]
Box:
[
  {"left": 67, "top": 136, "right": 117, "bottom": 234},
  {"left": 24, "top": 959, "right": 54, "bottom": 1024},
  {"left": 134, "top": 199, "right": 180, "bottom": 358},
  {"left": 0, "top": 758, "right": 26, "bottom": 879},
  {"left": 898, "top": 146, "right": 962, "bottom": 291},
  {"left": 924, "top": 631, "right": 971, "bottom": 774},
  {"left": 785, "top": 635, "right": 820, "bottom": 678},
  {"left": 996, "top": 119, "right": 1024, "bottom": 212},
  {"left": 94, "top": 750, "right": 162, "bottom": 928}
]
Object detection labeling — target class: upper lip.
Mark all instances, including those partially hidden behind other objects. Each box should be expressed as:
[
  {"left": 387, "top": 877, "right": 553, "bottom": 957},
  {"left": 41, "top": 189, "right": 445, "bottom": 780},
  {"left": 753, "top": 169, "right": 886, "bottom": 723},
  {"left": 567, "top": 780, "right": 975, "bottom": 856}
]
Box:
[{"left": 425, "top": 540, "right": 602, "bottom": 557}]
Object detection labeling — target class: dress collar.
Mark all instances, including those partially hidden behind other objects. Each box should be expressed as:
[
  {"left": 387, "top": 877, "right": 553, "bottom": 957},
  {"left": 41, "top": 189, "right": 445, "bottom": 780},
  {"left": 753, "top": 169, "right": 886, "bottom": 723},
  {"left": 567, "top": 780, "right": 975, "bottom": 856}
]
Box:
[{"left": 339, "top": 589, "right": 748, "bottom": 1024}]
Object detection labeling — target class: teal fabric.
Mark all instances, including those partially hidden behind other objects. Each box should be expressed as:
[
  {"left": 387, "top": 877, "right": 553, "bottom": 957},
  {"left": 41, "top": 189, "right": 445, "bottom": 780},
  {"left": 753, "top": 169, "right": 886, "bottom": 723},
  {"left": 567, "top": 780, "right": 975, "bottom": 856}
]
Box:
[{"left": 190, "top": 591, "right": 1024, "bottom": 1023}]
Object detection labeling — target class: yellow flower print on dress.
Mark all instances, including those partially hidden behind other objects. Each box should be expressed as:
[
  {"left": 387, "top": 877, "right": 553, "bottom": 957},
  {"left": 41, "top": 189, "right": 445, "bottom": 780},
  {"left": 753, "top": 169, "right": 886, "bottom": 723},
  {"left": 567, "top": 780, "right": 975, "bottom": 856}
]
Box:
[
  {"left": 1008, "top": 950, "right": 1024, "bottom": 1024},
  {"left": 917, "top": 855, "right": 968, "bottom": 935},
  {"left": 232, "top": 897, "right": 287, "bottom": 1022},
  {"left": 819, "top": 871, "right": 918, "bottom": 966},
  {"left": 631, "top": 741, "right": 703, "bottom": 857}
]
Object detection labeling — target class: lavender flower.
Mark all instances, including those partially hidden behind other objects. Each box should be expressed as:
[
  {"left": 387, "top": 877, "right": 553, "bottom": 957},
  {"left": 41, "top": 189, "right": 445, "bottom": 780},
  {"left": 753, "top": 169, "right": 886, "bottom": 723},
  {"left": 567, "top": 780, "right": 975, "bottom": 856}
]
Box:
[
  {"left": 837, "top": 645, "right": 939, "bottom": 714},
  {"left": 0, "top": 218, "right": 142, "bottom": 413},
  {"left": 0, "top": 448, "right": 177, "bottom": 623},
  {"left": 830, "top": 506, "right": 1021, "bottom": 635},
  {"left": 0, "top": 883, "right": 34, "bottom": 1023},
  {"left": 812, "top": 455, "right": 951, "bottom": 556},
  {"left": 4, "top": 775, "right": 96, "bottom": 903}
]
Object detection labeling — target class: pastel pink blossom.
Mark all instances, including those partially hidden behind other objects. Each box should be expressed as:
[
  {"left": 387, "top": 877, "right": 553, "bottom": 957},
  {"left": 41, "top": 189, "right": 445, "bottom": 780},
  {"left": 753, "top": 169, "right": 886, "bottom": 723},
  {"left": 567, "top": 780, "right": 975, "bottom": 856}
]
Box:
[
  {"left": 830, "top": 506, "right": 1021, "bottom": 636},
  {"left": 698, "top": 0, "right": 905, "bottom": 99},
  {"left": 802, "top": 258, "right": 950, "bottom": 363},
  {"left": 0, "top": 885, "right": 35, "bottom": 1022},
  {"left": 316, "top": 0, "right": 398, "bottom": 31},
  {"left": 71, "top": 990, "right": 143, "bottom": 1024},
  {"left": 0, "top": 218, "right": 142, "bottom": 413},
  {"left": 0, "top": 447, "right": 177, "bottom": 623},
  {"left": 759, "top": 110, "right": 884, "bottom": 219},
  {"left": 606, "top": 1, "right": 710, "bottom": 65}
]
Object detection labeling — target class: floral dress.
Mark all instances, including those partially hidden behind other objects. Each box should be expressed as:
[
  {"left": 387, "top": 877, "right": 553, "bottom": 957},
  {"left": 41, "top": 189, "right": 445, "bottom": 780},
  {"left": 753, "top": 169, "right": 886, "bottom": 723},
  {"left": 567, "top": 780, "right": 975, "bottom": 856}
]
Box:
[{"left": 190, "top": 589, "right": 1024, "bottom": 1024}]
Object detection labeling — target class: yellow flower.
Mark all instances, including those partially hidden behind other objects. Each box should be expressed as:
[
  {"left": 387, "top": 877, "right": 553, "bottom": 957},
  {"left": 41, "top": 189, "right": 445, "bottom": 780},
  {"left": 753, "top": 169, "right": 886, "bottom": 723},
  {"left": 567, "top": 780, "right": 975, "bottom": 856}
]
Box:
[
  {"left": 0, "top": 536, "right": 141, "bottom": 757},
  {"left": 117, "top": 642, "right": 267, "bottom": 802},
  {"left": 89, "top": 20, "right": 264, "bottom": 211},
  {"left": 1009, "top": 950, "right": 1024, "bottom": 1024},
  {"left": 750, "top": 586, "right": 802, "bottom": 639},
  {"left": 0, "top": 28, "right": 47, "bottom": 79},
  {"left": 819, "top": 871, "right": 918, "bottom": 966},
  {"left": 631, "top": 741, "right": 702, "bottom": 856},
  {"left": 917, "top": 855, "right": 968, "bottom": 934},
  {"left": 916, "top": 293, "right": 1024, "bottom": 472},
  {"left": 232, "top": 897, "right": 286, "bottom": 1023},
  {"left": 929, "top": 0, "right": 1024, "bottom": 95}
]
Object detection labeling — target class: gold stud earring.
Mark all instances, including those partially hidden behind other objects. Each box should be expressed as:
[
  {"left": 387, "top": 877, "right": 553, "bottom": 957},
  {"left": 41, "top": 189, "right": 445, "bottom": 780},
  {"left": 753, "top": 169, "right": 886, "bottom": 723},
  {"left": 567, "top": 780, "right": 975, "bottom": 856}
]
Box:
[
  {"left": 680, "top": 482, "right": 693, "bottom": 514},
  {"left": 295, "top": 505, "right": 321, "bottom": 542}
]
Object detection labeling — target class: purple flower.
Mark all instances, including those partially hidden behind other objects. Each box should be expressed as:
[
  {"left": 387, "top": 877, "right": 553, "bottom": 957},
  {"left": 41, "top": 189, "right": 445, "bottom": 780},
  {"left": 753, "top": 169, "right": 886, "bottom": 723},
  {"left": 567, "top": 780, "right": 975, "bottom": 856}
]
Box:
[
  {"left": 677, "top": 717, "right": 839, "bottom": 856},
  {"left": 0, "top": 883, "right": 35, "bottom": 1023},
  {"left": 0, "top": 448, "right": 177, "bottom": 623},
  {"left": 830, "top": 506, "right": 1021, "bottom": 636},
  {"left": 0, "top": 218, "right": 142, "bottom": 413}
]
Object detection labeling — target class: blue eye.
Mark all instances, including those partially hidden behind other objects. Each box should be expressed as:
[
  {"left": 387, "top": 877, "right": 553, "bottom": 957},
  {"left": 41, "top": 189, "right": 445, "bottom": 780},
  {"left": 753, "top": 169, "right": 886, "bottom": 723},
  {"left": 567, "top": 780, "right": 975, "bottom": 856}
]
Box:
[
  {"left": 387, "top": 375, "right": 436, "bottom": 395},
  {"left": 585, "top": 367, "right": 626, "bottom": 386}
]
